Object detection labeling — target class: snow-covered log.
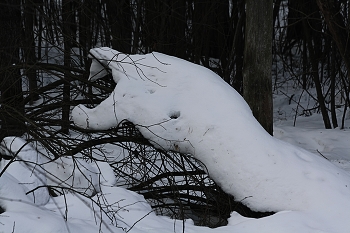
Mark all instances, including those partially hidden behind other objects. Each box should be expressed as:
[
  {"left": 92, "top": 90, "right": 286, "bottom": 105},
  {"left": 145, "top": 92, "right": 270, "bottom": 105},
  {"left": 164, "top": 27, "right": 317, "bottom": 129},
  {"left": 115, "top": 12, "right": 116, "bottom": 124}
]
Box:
[{"left": 72, "top": 48, "right": 350, "bottom": 225}]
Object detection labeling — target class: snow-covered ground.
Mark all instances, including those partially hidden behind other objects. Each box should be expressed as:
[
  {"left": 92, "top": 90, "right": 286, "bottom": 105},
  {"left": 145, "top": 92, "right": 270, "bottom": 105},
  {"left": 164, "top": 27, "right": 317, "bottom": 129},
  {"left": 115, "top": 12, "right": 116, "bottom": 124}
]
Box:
[
  {"left": 274, "top": 84, "right": 350, "bottom": 171},
  {"left": 1, "top": 48, "right": 350, "bottom": 232}
]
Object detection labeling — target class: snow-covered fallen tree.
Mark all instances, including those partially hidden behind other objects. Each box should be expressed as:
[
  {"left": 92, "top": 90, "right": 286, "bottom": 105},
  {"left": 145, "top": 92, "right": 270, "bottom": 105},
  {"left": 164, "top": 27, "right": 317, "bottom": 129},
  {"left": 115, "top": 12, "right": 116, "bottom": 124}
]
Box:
[{"left": 71, "top": 47, "right": 350, "bottom": 232}]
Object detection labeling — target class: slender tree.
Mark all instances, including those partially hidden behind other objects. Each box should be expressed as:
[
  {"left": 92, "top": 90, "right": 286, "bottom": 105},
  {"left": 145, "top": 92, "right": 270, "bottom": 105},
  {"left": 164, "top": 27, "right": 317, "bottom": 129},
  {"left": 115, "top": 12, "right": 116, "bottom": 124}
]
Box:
[
  {"left": 23, "top": 0, "right": 39, "bottom": 104},
  {"left": 0, "top": 0, "right": 25, "bottom": 140},
  {"left": 302, "top": 16, "right": 331, "bottom": 129},
  {"left": 61, "top": 0, "right": 74, "bottom": 134},
  {"left": 105, "top": 0, "right": 132, "bottom": 53},
  {"left": 226, "top": 0, "right": 245, "bottom": 93},
  {"left": 243, "top": 0, "right": 273, "bottom": 135},
  {"left": 143, "top": 0, "right": 187, "bottom": 58},
  {"left": 317, "top": 0, "right": 350, "bottom": 83}
]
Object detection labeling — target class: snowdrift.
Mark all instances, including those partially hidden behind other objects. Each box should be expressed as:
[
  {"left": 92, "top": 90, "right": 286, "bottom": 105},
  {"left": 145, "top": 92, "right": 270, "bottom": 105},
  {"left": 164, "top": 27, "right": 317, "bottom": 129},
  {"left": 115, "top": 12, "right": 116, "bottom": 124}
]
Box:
[
  {"left": 1, "top": 47, "right": 350, "bottom": 232},
  {"left": 72, "top": 47, "right": 350, "bottom": 217}
]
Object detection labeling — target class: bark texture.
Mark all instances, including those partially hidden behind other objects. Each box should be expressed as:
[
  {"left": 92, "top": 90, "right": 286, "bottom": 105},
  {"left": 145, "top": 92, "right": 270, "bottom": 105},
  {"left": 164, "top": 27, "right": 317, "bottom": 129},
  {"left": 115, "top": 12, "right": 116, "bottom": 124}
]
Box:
[{"left": 243, "top": 0, "right": 273, "bottom": 135}]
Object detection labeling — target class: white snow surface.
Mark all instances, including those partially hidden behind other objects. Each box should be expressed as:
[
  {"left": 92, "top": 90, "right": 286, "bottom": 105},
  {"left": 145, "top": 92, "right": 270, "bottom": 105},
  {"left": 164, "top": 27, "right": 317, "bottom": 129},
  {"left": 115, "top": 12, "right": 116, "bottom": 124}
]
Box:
[
  {"left": 72, "top": 47, "right": 350, "bottom": 210},
  {"left": 1, "top": 47, "right": 350, "bottom": 232},
  {"left": 0, "top": 137, "right": 49, "bottom": 205},
  {"left": 45, "top": 156, "right": 101, "bottom": 196}
]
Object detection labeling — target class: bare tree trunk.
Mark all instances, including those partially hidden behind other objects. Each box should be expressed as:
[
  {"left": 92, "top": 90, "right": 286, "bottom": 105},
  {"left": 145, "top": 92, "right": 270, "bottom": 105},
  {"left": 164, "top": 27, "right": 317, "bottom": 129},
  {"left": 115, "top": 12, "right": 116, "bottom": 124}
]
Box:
[
  {"left": 131, "top": 0, "right": 142, "bottom": 54},
  {"left": 61, "top": 0, "right": 74, "bottom": 134},
  {"left": 317, "top": 0, "right": 350, "bottom": 84},
  {"left": 143, "top": 0, "right": 187, "bottom": 58},
  {"left": 144, "top": 0, "right": 159, "bottom": 53},
  {"left": 301, "top": 15, "right": 332, "bottom": 129},
  {"left": 215, "top": 0, "right": 230, "bottom": 78},
  {"left": 192, "top": 0, "right": 212, "bottom": 65},
  {"left": 78, "top": 0, "right": 93, "bottom": 70},
  {"left": 243, "top": 0, "right": 273, "bottom": 135},
  {"left": 23, "top": 0, "right": 39, "bottom": 104},
  {"left": 228, "top": 1, "right": 245, "bottom": 93},
  {"left": 105, "top": 0, "right": 132, "bottom": 53},
  {"left": 164, "top": 0, "right": 187, "bottom": 59},
  {"left": 37, "top": 0, "right": 43, "bottom": 60},
  {"left": 0, "top": 0, "right": 25, "bottom": 140},
  {"left": 330, "top": 41, "right": 338, "bottom": 128}
]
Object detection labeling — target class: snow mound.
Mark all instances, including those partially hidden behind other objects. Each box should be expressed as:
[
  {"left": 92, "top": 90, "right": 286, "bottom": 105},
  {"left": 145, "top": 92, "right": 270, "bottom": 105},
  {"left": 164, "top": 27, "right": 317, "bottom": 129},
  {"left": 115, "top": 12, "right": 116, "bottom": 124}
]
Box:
[
  {"left": 0, "top": 171, "right": 121, "bottom": 233},
  {"left": 45, "top": 156, "right": 101, "bottom": 196},
  {"left": 0, "top": 136, "right": 49, "bottom": 205},
  {"left": 71, "top": 47, "right": 350, "bottom": 232}
]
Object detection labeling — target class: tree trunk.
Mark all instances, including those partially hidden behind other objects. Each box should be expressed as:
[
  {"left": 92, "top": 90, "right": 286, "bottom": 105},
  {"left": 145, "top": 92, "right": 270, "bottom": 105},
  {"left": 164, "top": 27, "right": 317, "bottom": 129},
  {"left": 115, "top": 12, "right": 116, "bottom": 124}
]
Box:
[
  {"left": 131, "top": 0, "right": 142, "bottom": 53},
  {"left": 23, "top": 0, "right": 39, "bottom": 104},
  {"left": 105, "top": 0, "right": 132, "bottom": 53},
  {"left": 164, "top": 0, "right": 187, "bottom": 59},
  {"left": 0, "top": 0, "right": 25, "bottom": 140},
  {"left": 215, "top": 0, "right": 231, "bottom": 78},
  {"left": 301, "top": 14, "right": 332, "bottom": 129},
  {"left": 243, "top": 0, "right": 273, "bottom": 135},
  {"left": 78, "top": 0, "right": 93, "bottom": 70},
  {"left": 330, "top": 41, "right": 338, "bottom": 128},
  {"left": 143, "top": 0, "right": 187, "bottom": 58},
  {"left": 317, "top": 0, "right": 350, "bottom": 84},
  {"left": 229, "top": 2, "right": 245, "bottom": 94},
  {"left": 144, "top": 0, "right": 160, "bottom": 53},
  {"left": 192, "top": 0, "right": 213, "bottom": 66},
  {"left": 61, "top": 0, "right": 74, "bottom": 134}
]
